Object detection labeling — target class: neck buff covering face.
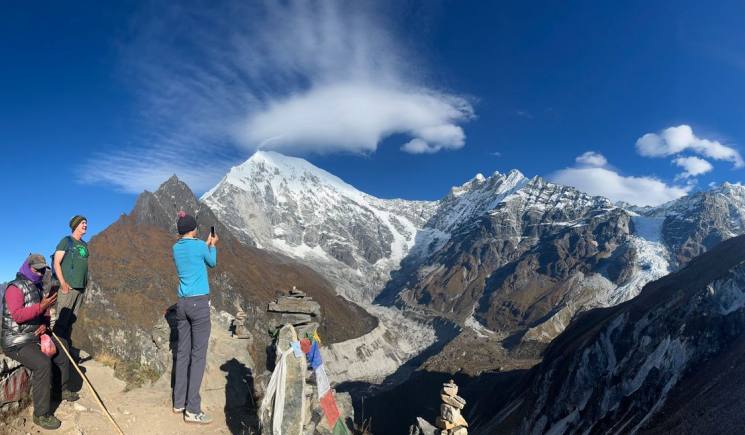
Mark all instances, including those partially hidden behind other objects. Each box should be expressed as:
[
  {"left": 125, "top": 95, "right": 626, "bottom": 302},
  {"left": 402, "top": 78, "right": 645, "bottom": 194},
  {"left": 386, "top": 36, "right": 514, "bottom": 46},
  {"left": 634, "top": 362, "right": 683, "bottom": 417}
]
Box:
[{"left": 18, "top": 259, "right": 43, "bottom": 285}]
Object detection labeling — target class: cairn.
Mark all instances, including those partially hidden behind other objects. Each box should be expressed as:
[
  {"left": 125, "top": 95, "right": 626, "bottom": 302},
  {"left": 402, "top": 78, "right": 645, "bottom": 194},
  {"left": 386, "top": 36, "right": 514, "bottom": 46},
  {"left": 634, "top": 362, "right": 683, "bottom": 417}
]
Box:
[
  {"left": 436, "top": 380, "right": 468, "bottom": 435},
  {"left": 231, "top": 309, "right": 252, "bottom": 339},
  {"left": 262, "top": 287, "right": 352, "bottom": 434},
  {"left": 267, "top": 286, "right": 321, "bottom": 338}
]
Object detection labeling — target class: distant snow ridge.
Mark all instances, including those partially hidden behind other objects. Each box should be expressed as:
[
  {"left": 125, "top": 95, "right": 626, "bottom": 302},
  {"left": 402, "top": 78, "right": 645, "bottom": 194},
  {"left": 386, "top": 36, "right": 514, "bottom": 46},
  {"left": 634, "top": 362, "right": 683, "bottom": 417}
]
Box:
[
  {"left": 203, "top": 151, "right": 745, "bottom": 348},
  {"left": 428, "top": 169, "right": 527, "bottom": 232},
  {"left": 202, "top": 151, "right": 438, "bottom": 302}
]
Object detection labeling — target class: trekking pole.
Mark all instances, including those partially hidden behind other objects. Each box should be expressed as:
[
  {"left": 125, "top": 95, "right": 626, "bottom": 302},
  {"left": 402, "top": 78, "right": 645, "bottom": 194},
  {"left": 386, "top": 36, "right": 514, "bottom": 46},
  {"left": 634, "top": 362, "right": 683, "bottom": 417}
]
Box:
[{"left": 51, "top": 331, "right": 125, "bottom": 435}]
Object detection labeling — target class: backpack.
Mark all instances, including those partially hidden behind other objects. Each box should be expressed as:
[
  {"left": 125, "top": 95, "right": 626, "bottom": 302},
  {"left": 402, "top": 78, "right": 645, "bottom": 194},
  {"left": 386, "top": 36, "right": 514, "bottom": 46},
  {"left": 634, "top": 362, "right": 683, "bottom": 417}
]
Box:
[{"left": 50, "top": 236, "right": 74, "bottom": 280}]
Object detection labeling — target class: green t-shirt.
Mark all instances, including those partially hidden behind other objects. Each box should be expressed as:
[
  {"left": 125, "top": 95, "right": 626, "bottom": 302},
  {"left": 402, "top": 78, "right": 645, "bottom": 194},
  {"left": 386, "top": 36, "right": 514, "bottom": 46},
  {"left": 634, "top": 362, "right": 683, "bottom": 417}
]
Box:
[{"left": 56, "top": 236, "right": 89, "bottom": 289}]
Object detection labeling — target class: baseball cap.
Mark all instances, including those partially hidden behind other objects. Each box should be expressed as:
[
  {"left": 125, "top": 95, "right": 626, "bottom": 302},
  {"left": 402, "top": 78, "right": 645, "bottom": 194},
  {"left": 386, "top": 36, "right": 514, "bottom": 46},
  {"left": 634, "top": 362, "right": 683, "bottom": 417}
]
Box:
[{"left": 27, "top": 253, "right": 50, "bottom": 270}]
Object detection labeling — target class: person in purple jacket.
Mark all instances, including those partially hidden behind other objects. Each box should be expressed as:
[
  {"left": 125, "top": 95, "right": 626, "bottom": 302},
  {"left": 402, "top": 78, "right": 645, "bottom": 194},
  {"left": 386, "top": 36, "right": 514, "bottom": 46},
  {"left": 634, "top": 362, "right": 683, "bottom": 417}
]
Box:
[
  {"left": 2, "top": 254, "right": 79, "bottom": 430},
  {"left": 171, "top": 211, "right": 218, "bottom": 425}
]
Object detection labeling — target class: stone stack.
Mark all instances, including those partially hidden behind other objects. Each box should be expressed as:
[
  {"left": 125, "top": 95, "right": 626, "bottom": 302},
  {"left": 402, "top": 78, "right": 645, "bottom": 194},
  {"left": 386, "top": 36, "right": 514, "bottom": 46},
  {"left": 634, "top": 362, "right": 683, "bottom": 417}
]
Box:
[
  {"left": 267, "top": 287, "right": 321, "bottom": 338},
  {"left": 231, "top": 309, "right": 252, "bottom": 339},
  {"left": 435, "top": 380, "right": 468, "bottom": 435}
]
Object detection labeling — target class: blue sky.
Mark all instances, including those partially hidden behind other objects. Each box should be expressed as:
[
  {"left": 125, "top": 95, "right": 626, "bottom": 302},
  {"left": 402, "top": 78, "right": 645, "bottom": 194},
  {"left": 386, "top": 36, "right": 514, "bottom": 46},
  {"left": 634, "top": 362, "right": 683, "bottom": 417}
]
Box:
[{"left": 2, "top": 1, "right": 745, "bottom": 278}]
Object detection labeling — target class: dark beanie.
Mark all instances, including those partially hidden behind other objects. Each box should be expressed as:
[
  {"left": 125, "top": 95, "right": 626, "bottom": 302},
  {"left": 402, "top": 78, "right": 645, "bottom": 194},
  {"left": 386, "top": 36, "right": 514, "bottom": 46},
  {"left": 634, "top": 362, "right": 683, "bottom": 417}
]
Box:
[
  {"left": 177, "top": 211, "right": 197, "bottom": 235},
  {"left": 69, "top": 215, "right": 87, "bottom": 231}
]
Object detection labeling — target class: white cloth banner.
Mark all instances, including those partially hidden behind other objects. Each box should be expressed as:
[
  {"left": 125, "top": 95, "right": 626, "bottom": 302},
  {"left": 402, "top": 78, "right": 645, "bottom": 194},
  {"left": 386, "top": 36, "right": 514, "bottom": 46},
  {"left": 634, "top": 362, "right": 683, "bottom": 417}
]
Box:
[
  {"left": 260, "top": 347, "right": 294, "bottom": 435},
  {"left": 315, "top": 364, "right": 331, "bottom": 396}
]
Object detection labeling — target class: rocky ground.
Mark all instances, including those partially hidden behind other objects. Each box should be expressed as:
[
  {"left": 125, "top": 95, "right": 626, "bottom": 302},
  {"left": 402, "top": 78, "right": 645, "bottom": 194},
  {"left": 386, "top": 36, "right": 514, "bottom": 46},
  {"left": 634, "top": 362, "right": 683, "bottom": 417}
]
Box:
[
  {"left": 2, "top": 359, "right": 250, "bottom": 435},
  {"left": 2, "top": 310, "right": 257, "bottom": 435}
]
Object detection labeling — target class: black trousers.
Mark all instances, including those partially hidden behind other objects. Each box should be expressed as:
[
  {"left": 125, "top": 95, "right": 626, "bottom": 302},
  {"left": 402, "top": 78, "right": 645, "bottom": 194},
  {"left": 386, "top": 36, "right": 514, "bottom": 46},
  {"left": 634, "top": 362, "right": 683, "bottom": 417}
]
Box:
[{"left": 5, "top": 335, "right": 70, "bottom": 416}]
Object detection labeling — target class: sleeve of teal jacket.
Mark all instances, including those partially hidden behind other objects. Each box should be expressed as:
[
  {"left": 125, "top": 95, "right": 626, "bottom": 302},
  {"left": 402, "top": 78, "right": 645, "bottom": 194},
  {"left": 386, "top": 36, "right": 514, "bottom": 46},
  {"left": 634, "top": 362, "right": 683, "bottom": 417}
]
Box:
[{"left": 203, "top": 243, "right": 217, "bottom": 268}]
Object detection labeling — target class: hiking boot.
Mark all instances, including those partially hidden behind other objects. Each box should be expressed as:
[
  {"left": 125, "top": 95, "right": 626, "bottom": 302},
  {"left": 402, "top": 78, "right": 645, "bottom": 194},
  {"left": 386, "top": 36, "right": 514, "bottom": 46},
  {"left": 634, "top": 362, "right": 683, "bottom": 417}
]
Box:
[
  {"left": 61, "top": 390, "right": 80, "bottom": 402},
  {"left": 184, "top": 411, "right": 213, "bottom": 424},
  {"left": 33, "top": 414, "right": 61, "bottom": 430}
]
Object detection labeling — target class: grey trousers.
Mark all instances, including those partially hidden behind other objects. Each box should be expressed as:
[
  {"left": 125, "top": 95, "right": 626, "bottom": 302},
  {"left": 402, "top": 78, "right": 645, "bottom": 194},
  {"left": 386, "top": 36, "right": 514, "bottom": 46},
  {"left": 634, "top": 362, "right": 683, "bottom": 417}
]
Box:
[
  {"left": 172, "top": 295, "right": 211, "bottom": 414},
  {"left": 54, "top": 288, "right": 84, "bottom": 340}
]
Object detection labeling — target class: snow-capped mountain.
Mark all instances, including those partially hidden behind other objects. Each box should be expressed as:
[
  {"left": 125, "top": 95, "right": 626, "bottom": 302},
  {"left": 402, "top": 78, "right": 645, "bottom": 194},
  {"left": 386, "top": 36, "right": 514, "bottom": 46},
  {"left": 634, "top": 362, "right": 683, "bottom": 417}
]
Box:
[
  {"left": 201, "top": 151, "right": 437, "bottom": 302},
  {"left": 386, "top": 175, "right": 661, "bottom": 344},
  {"left": 202, "top": 151, "right": 745, "bottom": 346},
  {"left": 645, "top": 182, "right": 745, "bottom": 267}
]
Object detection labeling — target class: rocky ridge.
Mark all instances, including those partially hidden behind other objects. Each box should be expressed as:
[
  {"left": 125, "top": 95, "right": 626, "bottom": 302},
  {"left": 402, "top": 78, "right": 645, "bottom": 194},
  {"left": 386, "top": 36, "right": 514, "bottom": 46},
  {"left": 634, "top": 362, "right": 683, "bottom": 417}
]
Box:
[{"left": 478, "top": 235, "right": 745, "bottom": 434}]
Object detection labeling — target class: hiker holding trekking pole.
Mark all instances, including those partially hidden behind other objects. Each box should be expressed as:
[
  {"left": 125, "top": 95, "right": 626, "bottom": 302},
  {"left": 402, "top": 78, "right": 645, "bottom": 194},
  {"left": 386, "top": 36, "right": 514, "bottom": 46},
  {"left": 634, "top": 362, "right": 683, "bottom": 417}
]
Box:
[
  {"left": 171, "top": 211, "right": 218, "bottom": 425},
  {"left": 2, "top": 255, "right": 80, "bottom": 430}
]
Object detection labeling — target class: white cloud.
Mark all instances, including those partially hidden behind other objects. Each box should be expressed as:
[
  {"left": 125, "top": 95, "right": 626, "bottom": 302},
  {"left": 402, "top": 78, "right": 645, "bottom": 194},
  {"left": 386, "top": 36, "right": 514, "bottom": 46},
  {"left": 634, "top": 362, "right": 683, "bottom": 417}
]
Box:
[
  {"left": 81, "top": 2, "right": 473, "bottom": 192},
  {"left": 551, "top": 166, "right": 690, "bottom": 207},
  {"left": 78, "top": 148, "right": 232, "bottom": 194},
  {"left": 673, "top": 156, "right": 714, "bottom": 179},
  {"left": 636, "top": 125, "right": 743, "bottom": 167},
  {"left": 242, "top": 82, "right": 471, "bottom": 155},
  {"left": 575, "top": 151, "right": 608, "bottom": 167}
]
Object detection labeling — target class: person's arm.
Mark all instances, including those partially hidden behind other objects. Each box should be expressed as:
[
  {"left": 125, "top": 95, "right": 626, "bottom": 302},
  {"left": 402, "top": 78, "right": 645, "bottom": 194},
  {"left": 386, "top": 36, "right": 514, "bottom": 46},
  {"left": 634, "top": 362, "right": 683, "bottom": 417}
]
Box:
[
  {"left": 5, "top": 285, "right": 58, "bottom": 324},
  {"left": 203, "top": 241, "right": 217, "bottom": 268},
  {"left": 5, "top": 285, "right": 42, "bottom": 323},
  {"left": 53, "top": 250, "right": 71, "bottom": 293}
]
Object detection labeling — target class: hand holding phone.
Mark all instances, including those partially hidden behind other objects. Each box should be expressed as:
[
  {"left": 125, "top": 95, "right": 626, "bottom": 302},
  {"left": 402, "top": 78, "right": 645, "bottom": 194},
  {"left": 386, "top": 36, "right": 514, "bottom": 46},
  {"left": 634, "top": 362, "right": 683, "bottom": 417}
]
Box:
[{"left": 207, "top": 226, "right": 219, "bottom": 246}]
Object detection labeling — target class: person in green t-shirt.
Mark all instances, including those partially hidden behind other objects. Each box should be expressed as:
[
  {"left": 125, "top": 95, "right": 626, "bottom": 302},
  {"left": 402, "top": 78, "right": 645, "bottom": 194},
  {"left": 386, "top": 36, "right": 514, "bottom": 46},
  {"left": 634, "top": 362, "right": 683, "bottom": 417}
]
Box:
[{"left": 52, "top": 215, "right": 89, "bottom": 340}]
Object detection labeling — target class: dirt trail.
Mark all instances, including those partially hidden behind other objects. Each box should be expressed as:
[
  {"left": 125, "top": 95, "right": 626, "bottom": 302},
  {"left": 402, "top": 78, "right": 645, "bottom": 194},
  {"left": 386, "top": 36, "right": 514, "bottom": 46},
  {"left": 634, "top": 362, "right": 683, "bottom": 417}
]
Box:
[{"left": 4, "top": 356, "right": 256, "bottom": 435}]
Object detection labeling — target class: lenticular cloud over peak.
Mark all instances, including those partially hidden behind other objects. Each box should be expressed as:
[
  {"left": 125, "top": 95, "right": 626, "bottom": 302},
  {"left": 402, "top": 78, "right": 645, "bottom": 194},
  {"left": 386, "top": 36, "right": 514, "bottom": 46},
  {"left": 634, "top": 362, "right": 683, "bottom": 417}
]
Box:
[{"left": 81, "top": 1, "right": 474, "bottom": 192}]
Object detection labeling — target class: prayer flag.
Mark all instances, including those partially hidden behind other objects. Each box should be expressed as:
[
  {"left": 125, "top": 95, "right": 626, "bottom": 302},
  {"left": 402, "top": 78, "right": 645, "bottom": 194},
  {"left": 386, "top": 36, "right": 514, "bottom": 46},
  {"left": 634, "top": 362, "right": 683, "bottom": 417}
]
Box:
[
  {"left": 315, "top": 364, "right": 331, "bottom": 396},
  {"left": 320, "top": 390, "right": 340, "bottom": 428}
]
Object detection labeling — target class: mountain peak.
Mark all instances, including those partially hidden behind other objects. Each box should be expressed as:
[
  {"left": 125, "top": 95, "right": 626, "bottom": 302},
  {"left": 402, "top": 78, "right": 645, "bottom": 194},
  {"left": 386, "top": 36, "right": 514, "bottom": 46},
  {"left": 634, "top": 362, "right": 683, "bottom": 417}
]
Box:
[
  {"left": 208, "top": 150, "right": 364, "bottom": 204},
  {"left": 450, "top": 169, "right": 526, "bottom": 198}
]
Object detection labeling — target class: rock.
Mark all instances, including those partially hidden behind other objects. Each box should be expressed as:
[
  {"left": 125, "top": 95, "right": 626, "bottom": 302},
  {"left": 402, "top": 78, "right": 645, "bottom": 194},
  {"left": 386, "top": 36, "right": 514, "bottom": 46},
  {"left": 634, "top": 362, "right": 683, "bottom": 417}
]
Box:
[
  {"left": 295, "top": 322, "right": 320, "bottom": 339},
  {"left": 442, "top": 380, "right": 458, "bottom": 397},
  {"left": 452, "top": 427, "right": 468, "bottom": 435},
  {"left": 451, "top": 412, "right": 468, "bottom": 428},
  {"left": 268, "top": 297, "right": 321, "bottom": 317},
  {"left": 435, "top": 416, "right": 456, "bottom": 430},
  {"left": 289, "top": 287, "right": 307, "bottom": 298},
  {"left": 232, "top": 324, "right": 253, "bottom": 340},
  {"left": 415, "top": 417, "right": 437, "bottom": 435},
  {"left": 273, "top": 313, "right": 313, "bottom": 327},
  {"left": 440, "top": 393, "right": 466, "bottom": 409},
  {"left": 440, "top": 404, "right": 460, "bottom": 423},
  {"left": 261, "top": 324, "right": 306, "bottom": 434}
]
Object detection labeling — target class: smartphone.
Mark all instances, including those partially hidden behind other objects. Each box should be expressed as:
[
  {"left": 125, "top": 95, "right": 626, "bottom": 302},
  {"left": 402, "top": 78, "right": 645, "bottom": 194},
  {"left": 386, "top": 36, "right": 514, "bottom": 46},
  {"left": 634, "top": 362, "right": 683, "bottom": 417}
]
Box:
[{"left": 210, "top": 226, "right": 216, "bottom": 237}]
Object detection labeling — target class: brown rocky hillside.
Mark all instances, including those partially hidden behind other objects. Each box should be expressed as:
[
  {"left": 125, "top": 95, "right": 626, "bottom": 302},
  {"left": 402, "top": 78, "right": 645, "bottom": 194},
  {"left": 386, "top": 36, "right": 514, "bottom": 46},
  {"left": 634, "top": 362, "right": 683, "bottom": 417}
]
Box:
[{"left": 74, "top": 176, "right": 376, "bottom": 380}]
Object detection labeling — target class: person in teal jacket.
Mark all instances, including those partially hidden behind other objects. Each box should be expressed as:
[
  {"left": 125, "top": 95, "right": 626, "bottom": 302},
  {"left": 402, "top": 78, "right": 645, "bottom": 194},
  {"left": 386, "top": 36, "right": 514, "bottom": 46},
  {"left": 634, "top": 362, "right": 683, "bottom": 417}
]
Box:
[{"left": 171, "top": 211, "right": 218, "bottom": 425}]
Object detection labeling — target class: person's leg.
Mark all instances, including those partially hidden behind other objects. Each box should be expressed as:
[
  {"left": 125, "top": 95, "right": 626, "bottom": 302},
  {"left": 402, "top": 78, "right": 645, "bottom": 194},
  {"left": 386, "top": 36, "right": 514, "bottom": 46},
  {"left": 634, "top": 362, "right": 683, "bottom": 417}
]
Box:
[
  {"left": 54, "top": 288, "right": 79, "bottom": 340},
  {"left": 7, "top": 343, "right": 53, "bottom": 416},
  {"left": 51, "top": 335, "right": 72, "bottom": 394},
  {"left": 173, "top": 298, "right": 192, "bottom": 410},
  {"left": 70, "top": 288, "right": 84, "bottom": 320},
  {"left": 185, "top": 296, "right": 211, "bottom": 415}
]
